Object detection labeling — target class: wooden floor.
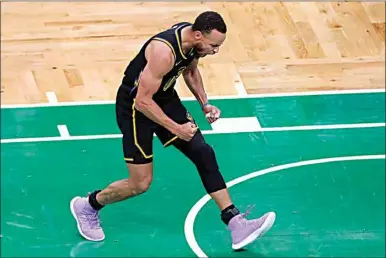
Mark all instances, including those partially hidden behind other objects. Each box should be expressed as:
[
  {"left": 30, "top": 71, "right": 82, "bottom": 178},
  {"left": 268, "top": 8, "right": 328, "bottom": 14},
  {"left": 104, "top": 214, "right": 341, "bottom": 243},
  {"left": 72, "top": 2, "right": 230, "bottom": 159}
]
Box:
[{"left": 1, "top": 2, "right": 385, "bottom": 104}]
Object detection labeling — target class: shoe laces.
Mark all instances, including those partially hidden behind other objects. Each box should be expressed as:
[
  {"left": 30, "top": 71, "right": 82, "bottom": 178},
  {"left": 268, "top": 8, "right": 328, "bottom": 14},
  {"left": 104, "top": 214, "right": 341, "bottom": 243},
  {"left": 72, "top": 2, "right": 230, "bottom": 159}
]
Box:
[
  {"left": 232, "top": 204, "right": 256, "bottom": 227},
  {"left": 241, "top": 204, "right": 256, "bottom": 218},
  {"left": 86, "top": 212, "right": 101, "bottom": 229}
]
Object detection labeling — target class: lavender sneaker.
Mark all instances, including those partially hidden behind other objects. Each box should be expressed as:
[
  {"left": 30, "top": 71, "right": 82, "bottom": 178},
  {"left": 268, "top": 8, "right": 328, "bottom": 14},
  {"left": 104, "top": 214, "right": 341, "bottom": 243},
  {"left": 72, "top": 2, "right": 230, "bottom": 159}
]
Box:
[
  {"left": 70, "top": 196, "right": 105, "bottom": 241},
  {"left": 228, "top": 205, "right": 276, "bottom": 250}
]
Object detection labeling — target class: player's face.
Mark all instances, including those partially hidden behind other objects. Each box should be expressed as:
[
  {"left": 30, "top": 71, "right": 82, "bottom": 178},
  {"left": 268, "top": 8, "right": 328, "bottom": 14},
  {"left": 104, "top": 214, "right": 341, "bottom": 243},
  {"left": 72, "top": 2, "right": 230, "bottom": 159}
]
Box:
[{"left": 194, "top": 29, "right": 226, "bottom": 58}]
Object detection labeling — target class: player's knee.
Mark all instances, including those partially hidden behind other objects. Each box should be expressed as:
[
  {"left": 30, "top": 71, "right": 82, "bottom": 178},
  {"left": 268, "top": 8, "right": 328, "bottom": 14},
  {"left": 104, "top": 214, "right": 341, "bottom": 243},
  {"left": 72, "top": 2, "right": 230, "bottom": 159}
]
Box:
[
  {"left": 135, "top": 178, "right": 152, "bottom": 193},
  {"left": 129, "top": 173, "right": 152, "bottom": 194},
  {"left": 175, "top": 133, "right": 225, "bottom": 193},
  {"left": 194, "top": 143, "right": 218, "bottom": 172},
  {"left": 178, "top": 132, "right": 219, "bottom": 172},
  {"left": 126, "top": 163, "right": 153, "bottom": 194},
  {"left": 192, "top": 142, "right": 226, "bottom": 193}
]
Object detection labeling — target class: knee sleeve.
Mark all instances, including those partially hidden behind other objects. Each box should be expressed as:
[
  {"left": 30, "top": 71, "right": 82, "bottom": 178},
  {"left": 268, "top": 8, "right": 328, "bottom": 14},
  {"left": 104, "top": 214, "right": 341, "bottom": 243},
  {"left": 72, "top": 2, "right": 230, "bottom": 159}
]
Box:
[
  {"left": 174, "top": 132, "right": 227, "bottom": 193},
  {"left": 196, "top": 143, "right": 227, "bottom": 193}
]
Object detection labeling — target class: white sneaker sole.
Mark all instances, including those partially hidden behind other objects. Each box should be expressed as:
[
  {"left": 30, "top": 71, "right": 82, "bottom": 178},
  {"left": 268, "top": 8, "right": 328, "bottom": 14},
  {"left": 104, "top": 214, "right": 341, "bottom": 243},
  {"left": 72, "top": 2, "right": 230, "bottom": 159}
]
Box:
[
  {"left": 70, "top": 196, "right": 105, "bottom": 242},
  {"left": 232, "top": 211, "right": 276, "bottom": 250}
]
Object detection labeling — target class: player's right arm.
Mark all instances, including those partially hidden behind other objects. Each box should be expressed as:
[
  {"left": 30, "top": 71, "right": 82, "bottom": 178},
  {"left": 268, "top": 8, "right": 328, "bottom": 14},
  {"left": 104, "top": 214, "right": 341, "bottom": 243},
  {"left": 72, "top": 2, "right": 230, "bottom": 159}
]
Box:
[{"left": 135, "top": 40, "right": 197, "bottom": 141}]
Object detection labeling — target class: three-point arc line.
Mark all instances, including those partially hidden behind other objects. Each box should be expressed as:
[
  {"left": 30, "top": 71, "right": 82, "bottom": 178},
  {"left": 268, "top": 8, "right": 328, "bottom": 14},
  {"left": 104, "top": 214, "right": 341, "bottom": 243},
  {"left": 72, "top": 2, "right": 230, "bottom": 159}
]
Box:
[{"left": 184, "top": 154, "right": 385, "bottom": 258}]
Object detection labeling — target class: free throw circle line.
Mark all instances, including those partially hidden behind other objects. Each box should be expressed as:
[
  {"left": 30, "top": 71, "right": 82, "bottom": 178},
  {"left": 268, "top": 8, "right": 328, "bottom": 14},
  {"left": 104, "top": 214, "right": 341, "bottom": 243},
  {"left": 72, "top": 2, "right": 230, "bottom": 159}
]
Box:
[{"left": 184, "top": 154, "right": 386, "bottom": 258}]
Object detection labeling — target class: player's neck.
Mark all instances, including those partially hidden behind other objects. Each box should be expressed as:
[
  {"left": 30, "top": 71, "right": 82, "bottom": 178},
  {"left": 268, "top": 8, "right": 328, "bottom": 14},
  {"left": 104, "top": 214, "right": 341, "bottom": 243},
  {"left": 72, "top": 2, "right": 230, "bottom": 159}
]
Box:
[{"left": 180, "top": 26, "right": 195, "bottom": 53}]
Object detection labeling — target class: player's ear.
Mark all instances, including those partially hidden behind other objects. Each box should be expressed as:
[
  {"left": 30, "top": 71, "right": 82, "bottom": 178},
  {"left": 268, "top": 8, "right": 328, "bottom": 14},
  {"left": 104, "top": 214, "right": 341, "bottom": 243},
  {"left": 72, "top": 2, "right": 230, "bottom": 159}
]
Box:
[{"left": 194, "top": 30, "right": 203, "bottom": 40}]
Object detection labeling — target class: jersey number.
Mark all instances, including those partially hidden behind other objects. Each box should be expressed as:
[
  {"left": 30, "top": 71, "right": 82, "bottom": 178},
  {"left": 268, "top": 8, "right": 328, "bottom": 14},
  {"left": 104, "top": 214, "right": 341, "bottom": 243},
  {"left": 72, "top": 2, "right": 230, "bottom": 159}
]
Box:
[{"left": 163, "top": 66, "right": 186, "bottom": 91}]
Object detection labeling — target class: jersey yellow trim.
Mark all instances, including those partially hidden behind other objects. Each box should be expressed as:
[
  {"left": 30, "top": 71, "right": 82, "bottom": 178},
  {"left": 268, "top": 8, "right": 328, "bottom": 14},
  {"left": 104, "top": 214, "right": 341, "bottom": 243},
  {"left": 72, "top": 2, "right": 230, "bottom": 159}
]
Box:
[
  {"left": 174, "top": 28, "right": 187, "bottom": 60},
  {"left": 134, "top": 69, "right": 143, "bottom": 88},
  {"left": 152, "top": 37, "right": 176, "bottom": 60},
  {"left": 132, "top": 100, "right": 153, "bottom": 159}
]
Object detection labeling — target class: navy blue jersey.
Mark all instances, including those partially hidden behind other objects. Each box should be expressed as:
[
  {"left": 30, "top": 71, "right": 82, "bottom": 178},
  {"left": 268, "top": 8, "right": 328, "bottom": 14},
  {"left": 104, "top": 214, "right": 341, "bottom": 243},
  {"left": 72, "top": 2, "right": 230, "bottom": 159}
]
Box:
[{"left": 121, "top": 22, "right": 198, "bottom": 102}]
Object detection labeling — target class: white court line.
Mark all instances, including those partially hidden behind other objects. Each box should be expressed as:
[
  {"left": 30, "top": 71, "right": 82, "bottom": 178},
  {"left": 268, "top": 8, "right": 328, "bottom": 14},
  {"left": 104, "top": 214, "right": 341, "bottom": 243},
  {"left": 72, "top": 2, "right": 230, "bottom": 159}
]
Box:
[
  {"left": 234, "top": 73, "right": 247, "bottom": 96},
  {"left": 184, "top": 154, "right": 386, "bottom": 258},
  {"left": 45, "top": 91, "right": 58, "bottom": 104},
  {"left": 1, "top": 122, "right": 384, "bottom": 144},
  {"left": 210, "top": 117, "right": 261, "bottom": 133},
  {"left": 259, "top": 122, "right": 386, "bottom": 132},
  {"left": 1, "top": 88, "right": 384, "bottom": 109},
  {"left": 57, "top": 125, "right": 70, "bottom": 138}
]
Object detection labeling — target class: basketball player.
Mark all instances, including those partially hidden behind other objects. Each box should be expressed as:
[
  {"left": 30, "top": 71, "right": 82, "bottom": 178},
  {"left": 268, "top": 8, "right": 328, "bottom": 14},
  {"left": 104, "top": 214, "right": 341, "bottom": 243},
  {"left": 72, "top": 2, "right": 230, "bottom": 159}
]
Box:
[{"left": 70, "top": 11, "right": 276, "bottom": 250}]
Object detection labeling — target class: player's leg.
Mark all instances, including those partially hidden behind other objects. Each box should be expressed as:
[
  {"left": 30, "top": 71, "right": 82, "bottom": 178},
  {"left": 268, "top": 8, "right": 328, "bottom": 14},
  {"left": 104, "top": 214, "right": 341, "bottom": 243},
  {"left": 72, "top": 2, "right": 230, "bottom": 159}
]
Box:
[
  {"left": 156, "top": 96, "right": 276, "bottom": 250},
  {"left": 155, "top": 96, "right": 236, "bottom": 211},
  {"left": 70, "top": 162, "right": 152, "bottom": 242},
  {"left": 93, "top": 162, "right": 152, "bottom": 205},
  {"left": 70, "top": 90, "right": 156, "bottom": 241},
  {"left": 172, "top": 131, "right": 276, "bottom": 250},
  {"left": 172, "top": 130, "right": 233, "bottom": 210},
  {"left": 93, "top": 98, "right": 156, "bottom": 205}
]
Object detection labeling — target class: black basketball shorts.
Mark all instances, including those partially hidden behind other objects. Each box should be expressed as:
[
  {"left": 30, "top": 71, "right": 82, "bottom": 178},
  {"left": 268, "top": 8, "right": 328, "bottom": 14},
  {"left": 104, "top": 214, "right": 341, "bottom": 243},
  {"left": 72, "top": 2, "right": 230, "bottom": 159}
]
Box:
[{"left": 115, "top": 85, "right": 197, "bottom": 164}]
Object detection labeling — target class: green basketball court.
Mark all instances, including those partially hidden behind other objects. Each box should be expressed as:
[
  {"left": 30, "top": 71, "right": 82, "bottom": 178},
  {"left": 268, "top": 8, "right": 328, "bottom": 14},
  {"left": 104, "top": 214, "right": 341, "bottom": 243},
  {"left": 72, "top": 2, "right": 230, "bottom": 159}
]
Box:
[{"left": 1, "top": 90, "right": 385, "bottom": 257}]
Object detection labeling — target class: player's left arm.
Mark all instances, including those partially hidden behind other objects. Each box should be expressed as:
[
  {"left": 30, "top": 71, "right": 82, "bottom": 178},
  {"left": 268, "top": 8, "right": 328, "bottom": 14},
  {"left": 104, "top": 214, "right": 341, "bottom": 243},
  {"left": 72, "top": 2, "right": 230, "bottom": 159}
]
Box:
[
  {"left": 182, "top": 58, "right": 208, "bottom": 108},
  {"left": 182, "top": 58, "right": 220, "bottom": 123}
]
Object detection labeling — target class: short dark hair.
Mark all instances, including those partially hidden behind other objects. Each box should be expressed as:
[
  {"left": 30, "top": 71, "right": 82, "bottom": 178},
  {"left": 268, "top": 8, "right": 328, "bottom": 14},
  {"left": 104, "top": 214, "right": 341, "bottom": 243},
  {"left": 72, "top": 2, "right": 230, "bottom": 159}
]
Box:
[{"left": 192, "top": 11, "right": 227, "bottom": 34}]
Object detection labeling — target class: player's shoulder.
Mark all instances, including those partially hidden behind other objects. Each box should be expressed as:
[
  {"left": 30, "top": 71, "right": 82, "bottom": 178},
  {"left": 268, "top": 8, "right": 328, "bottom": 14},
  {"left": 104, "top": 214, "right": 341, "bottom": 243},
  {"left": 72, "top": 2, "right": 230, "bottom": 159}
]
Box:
[
  {"left": 146, "top": 40, "right": 174, "bottom": 60},
  {"left": 146, "top": 23, "right": 190, "bottom": 61},
  {"left": 170, "top": 22, "right": 192, "bottom": 29},
  {"left": 154, "top": 22, "right": 191, "bottom": 39},
  {"left": 144, "top": 22, "right": 192, "bottom": 64},
  {"left": 144, "top": 40, "right": 175, "bottom": 74}
]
